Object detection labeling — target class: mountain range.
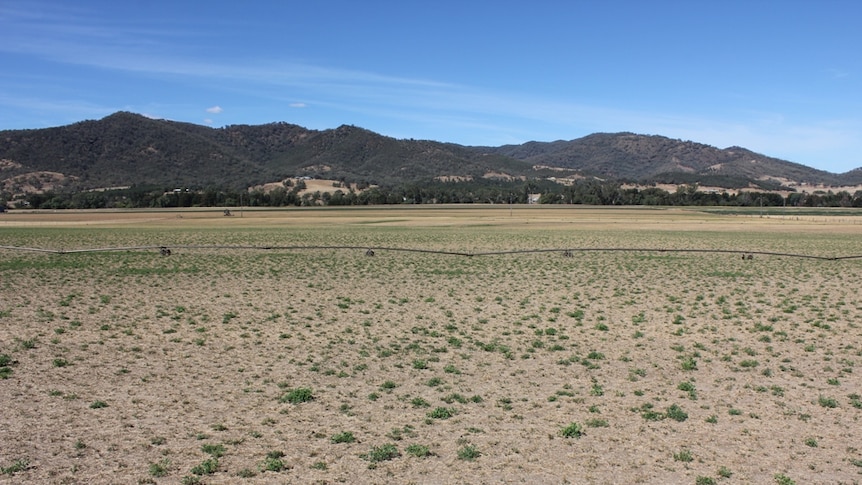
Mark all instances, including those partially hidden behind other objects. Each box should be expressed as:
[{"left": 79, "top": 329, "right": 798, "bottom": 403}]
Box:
[{"left": 1, "top": 111, "right": 859, "bottom": 196}]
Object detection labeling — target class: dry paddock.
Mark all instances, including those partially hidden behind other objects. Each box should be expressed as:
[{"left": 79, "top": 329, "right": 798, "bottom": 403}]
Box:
[{"left": 1, "top": 206, "right": 862, "bottom": 484}]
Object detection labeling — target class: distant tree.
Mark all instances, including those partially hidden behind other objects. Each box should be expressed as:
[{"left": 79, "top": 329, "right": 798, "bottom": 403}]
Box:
[{"left": 269, "top": 187, "right": 287, "bottom": 206}]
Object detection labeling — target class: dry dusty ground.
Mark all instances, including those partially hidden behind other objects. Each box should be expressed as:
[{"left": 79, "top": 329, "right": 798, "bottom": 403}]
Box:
[{"left": 1, "top": 206, "right": 862, "bottom": 484}]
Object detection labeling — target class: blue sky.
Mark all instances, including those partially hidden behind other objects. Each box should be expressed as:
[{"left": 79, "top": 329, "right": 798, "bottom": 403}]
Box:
[{"left": 1, "top": 1, "right": 860, "bottom": 173}]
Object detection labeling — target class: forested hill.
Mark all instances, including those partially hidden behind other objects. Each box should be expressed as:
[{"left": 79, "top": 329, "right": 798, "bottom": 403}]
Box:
[
  {"left": 482, "top": 133, "right": 851, "bottom": 186},
  {"left": 1, "top": 112, "right": 859, "bottom": 195}
]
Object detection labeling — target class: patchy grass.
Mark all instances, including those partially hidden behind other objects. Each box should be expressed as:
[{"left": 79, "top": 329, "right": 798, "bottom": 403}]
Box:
[{"left": 0, "top": 207, "right": 860, "bottom": 483}]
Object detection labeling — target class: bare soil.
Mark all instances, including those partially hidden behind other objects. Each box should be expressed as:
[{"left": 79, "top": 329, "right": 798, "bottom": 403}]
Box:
[{"left": 1, "top": 206, "right": 861, "bottom": 484}]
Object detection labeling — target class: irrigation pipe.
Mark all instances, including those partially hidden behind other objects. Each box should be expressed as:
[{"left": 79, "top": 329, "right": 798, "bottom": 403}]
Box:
[{"left": 1, "top": 244, "right": 860, "bottom": 261}]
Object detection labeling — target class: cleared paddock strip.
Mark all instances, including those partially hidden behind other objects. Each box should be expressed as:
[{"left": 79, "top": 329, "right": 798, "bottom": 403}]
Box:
[{"left": 2, "top": 244, "right": 860, "bottom": 261}]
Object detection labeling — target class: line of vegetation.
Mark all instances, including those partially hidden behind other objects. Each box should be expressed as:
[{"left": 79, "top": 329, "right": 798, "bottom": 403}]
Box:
[{"left": 10, "top": 180, "right": 862, "bottom": 209}]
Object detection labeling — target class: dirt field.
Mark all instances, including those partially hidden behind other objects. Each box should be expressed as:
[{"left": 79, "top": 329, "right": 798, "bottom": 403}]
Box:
[{"left": 1, "top": 206, "right": 861, "bottom": 484}]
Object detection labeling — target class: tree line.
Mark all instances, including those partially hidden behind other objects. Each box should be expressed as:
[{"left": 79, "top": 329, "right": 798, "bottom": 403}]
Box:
[{"left": 9, "top": 180, "right": 862, "bottom": 209}]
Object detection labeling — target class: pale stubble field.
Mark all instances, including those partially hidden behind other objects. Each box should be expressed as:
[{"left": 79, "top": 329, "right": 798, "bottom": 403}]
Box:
[{"left": 1, "top": 206, "right": 861, "bottom": 484}]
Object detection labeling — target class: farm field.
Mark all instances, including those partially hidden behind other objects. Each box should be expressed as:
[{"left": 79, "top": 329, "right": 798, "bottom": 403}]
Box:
[{"left": 1, "top": 206, "right": 862, "bottom": 484}]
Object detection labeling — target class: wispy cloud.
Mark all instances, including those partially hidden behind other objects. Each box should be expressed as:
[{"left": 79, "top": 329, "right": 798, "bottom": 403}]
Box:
[
  {"left": 0, "top": 93, "right": 113, "bottom": 125},
  {"left": 827, "top": 68, "right": 850, "bottom": 79},
  {"left": 2, "top": 1, "right": 859, "bottom": 172},
  {"left": 0, "top": 2, "right": 195, "bottom": 61},
  {"left": 0, "top": 2, "right": 449, "bottom": 95},
  {"left": 0, "top": 2, "right": 630, "bottom": 131}
]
